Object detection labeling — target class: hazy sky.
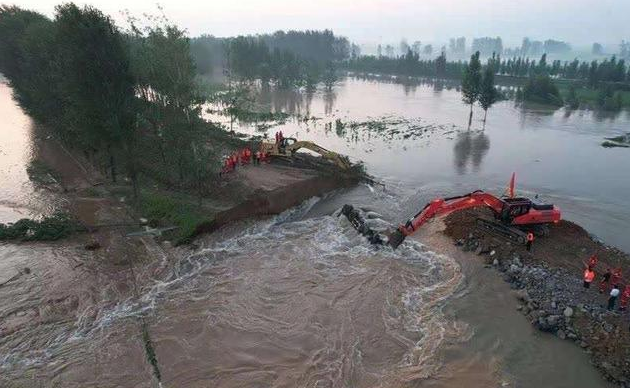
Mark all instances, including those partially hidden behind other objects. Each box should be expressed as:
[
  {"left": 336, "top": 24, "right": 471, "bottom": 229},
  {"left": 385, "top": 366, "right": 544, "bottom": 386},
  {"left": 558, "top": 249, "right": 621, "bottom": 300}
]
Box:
[{"left": 13, "top": 0, "right": 630, "bottom": 48}]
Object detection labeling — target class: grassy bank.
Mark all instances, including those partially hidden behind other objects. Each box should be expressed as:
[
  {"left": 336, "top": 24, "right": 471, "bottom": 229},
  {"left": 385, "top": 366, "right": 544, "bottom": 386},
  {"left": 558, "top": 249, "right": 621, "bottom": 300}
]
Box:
[{"left": 139, "top": 191, "right": 213, "bottom": 245}]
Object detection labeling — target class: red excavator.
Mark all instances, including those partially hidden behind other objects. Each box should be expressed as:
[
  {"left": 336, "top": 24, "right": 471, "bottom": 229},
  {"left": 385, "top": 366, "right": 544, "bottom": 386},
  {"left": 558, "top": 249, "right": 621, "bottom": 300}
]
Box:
[{"left": 341, "top": 173, "right": 561, "bottom": 249}]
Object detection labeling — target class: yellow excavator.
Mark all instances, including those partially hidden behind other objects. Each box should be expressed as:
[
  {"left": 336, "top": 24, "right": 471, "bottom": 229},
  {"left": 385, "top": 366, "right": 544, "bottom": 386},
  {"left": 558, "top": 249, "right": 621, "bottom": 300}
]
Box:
[{"left": 260, "top": 137, "right": 352, "bottom": 169}]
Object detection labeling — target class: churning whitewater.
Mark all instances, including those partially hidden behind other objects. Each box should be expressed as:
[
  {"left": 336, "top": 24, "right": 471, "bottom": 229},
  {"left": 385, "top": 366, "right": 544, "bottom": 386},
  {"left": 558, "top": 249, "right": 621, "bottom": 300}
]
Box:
[{"left": 2, "top": 199, "right": 465, "bottom": 387}]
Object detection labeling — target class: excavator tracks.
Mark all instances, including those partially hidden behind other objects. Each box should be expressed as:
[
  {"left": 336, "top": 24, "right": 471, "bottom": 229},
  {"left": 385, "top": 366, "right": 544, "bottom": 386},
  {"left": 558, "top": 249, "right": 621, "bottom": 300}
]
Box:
[{"left": 475, "top": 217, "right": 528, "bottom": 245}]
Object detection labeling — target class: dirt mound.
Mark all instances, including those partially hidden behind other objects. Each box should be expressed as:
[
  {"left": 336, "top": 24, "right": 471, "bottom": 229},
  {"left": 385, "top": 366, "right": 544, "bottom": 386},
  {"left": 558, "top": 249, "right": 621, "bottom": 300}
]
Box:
[{"left": 444, "top": 207, "right": 630, "bottom": 277}]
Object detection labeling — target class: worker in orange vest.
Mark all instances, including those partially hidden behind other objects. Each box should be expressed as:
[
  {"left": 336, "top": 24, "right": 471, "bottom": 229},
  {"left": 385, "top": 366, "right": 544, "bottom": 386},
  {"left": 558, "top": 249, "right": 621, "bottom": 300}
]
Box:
[
  {"left": 583, "top": 266, "right": 596, "bottom": 289},
  {"left": 526, "top": 232, "right": 534, "bottom": 252},
  {"left": 620, "top": 285, "right": 630, "bottom": 311}
]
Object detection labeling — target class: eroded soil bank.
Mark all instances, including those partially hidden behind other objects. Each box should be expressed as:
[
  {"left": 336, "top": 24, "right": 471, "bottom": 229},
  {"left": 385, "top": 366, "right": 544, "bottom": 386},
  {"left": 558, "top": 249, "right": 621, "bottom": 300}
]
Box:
[{"left": 440, "top": 208, "right": 630, "bottom": 387}]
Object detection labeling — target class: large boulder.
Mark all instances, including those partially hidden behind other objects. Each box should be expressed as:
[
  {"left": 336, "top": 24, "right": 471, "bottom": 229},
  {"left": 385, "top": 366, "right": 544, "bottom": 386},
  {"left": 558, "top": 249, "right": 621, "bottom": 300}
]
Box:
[{"left": 563, "top": 307, "right": 574, "bottom": 318}]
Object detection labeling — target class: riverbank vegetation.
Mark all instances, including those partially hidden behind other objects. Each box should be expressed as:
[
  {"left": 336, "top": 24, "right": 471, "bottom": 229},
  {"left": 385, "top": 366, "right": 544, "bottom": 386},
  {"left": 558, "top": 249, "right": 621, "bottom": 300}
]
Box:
[
  {"left": 0, "top": 5, "right": 225, "bottom": 197},
  {"left": 0, "top": 212, "right": 79, "bottom": 241},
  {"left": 0, "top": 4, "right": 361, "bottom": 241},
  {"left": 0, "top": 4, "right": 251, "bottom": 238}
]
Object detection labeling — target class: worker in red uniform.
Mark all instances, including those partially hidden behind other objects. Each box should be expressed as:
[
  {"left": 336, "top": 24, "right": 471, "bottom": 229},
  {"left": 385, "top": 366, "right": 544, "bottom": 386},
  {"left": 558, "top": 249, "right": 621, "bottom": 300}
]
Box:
[
  {"left": 620, "top": 285, "right": 630, "bottom": 311},
  {"left": 526, "top": 232, "right": 534, "bottom": 252},
  {"left": 583, "top": 266, "right": 596, "bottom": 289},
  {"left": 588, "top": 254, "right": 598, "bottom": 269},
  {"left": 599, "top": 268, "right": 612, "bottom": 293},
  {"left": 220, "top": 157, "right": 230, "bottom": 176},
  {"left": 231, "top": 152, "right": 238, "bottom": 169}
]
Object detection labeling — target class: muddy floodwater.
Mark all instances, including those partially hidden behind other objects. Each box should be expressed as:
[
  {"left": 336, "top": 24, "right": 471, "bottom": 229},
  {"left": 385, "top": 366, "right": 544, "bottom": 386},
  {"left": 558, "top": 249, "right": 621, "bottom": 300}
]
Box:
[{"left": 2, "top": 76, "right": 629, "bottom": 387}]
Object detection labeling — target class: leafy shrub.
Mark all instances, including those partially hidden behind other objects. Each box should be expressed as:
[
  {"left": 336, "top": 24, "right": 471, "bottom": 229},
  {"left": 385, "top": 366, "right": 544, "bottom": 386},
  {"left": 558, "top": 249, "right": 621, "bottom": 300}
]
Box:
[
  {"left": 140, "top": 192, "right": 211, "bottom": 244},
  {"left": 0, "top": 212, "right": 79, "bottom": 241},
  {"left": 523, "top": 75, "right": 563, "bottom": 105}
]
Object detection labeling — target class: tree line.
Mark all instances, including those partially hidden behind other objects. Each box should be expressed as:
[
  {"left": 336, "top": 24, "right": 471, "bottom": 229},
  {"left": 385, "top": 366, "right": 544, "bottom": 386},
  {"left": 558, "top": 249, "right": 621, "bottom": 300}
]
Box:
[
  {"left": 343, "top": 50, "right": 460, "bottom": 79},
  {"left": 0, "top": 4, "right": 218, "bottom": 199},
  {"left": 345, "top": 51, "right": 630, "bottom": 85},
  {"left": 190, "top": 30, "right": 349, "bottom": 90},
  {"left": 496, "top": 55, "right": 629, "bottom": 84}
]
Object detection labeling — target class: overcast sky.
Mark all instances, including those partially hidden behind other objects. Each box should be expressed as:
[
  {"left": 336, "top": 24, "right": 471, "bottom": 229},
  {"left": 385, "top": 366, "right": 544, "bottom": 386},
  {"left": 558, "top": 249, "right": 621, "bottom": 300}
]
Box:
[{"left": 12, "top": 0, "right": 630, "bottom": 48}]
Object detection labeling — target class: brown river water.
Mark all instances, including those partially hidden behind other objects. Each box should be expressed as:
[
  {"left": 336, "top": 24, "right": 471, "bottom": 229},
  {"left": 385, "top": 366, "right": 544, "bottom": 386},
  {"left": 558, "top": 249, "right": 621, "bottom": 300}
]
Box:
[{"left": 2, "top": 75, "right": 629, "bottom": 387}]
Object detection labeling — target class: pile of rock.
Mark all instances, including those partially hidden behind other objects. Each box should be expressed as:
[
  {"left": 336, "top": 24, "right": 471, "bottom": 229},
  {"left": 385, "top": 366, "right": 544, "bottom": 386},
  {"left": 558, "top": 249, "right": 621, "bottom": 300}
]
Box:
[{"left": 455, "top": 233, "right": 630, "bottom": 387}]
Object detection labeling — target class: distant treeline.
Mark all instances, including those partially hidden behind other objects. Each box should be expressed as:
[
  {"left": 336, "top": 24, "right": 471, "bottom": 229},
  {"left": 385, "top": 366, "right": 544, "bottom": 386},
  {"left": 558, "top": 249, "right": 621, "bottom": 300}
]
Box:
[
  {"left": 344, "top": 51, "right": 630, "bottom": 85},
  {"left": 0, "top": 4, "right": 221, "bottom": 197},
  {"left": 497, "top": 55, "right": 628, "bottom": 84},
  {"left": 190, "top": 30, "right": 351, "bottom": 89},
  {"left": 342, "top": 51, "right": 459, "bottom": 79}
]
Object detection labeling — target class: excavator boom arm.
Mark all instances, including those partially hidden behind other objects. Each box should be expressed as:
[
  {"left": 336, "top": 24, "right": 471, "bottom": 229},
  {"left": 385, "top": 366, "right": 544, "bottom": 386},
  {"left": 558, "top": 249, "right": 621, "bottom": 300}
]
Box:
[
  {"left": 286, "top": 141, "right": 352, "bottom": 169},
  {"left": 399, "top": 191, "right": 505, "bottom": 236}
]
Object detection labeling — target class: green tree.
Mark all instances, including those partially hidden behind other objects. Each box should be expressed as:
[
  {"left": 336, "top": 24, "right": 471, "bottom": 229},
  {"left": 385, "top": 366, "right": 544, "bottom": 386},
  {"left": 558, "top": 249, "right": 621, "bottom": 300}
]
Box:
[
  {"left": 597, "top": 86, "right": 623, "bottom": 111},
  {"left": 522, "top": 75, "right": 563, "bottom": 106},
  {"left": 54, "top": 4, "right": 138, "bottom": 191},
  {"left": 323, "top": 61, "right": 337, "bottom": 91},
  {"left": 461, "top": 51, "right": 482, "bottom": 128},
  {"left": 478, "top": 66, "right": 498, "bottom": 126},
  {"left": 566, "top": 85, "right": 579, "bottom": 109},
  {"left": 126, "top": 18, "right": 204, "bottom": 186}
]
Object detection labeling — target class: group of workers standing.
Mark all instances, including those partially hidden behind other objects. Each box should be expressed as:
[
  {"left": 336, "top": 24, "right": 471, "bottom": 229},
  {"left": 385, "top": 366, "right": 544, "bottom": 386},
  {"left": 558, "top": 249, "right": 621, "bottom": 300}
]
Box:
[
  {"left": 220, "top": 147, "right": 269, "bottom": 176},
  {"left": 582, "top": 255, "right": 630, "bottom": 312}
]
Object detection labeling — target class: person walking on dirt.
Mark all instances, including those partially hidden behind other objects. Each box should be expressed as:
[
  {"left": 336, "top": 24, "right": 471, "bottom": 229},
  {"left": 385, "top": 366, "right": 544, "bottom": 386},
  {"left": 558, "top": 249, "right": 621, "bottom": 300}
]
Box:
[
  {"left": 583, "top": 266, "right": 596, "bottom": 289},
  {"left": 599, "top": 268, "right": 612, "bottom": 294},
  {"left": 608, "top": 285, "right": 620, "bottom": 310},
  {"left": 526, "top": 232, "right": 534, "bottom": 251}
]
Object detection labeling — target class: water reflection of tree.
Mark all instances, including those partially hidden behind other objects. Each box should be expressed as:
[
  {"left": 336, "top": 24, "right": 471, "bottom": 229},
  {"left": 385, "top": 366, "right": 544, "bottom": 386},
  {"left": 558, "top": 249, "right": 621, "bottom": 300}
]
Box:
[
  {"left": 350, "top": 73, "right": 459, "bottom": 95},
  {"left": 453, "top": 131, "right": 490, "bottom": 175},
  {"left": 323, "top": 90, "right": 336, "bottom": 115},
  {"left": 402, "top": 80, "right": 417, "bottom": 95},
  {"left": 258, "top": 85, "right": 303, "bottom": 115},
  {"left": 304, "top": 89, "right": 314, "bottom": 118}
]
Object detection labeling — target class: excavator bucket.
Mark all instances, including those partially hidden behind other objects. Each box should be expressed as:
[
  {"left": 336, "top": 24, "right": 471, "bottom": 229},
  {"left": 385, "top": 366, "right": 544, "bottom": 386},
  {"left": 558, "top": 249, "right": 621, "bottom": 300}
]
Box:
[
  {"left": 340, "top": 204, "right": 401, "bottom": 247},
  {"left": 387, "top": 229, "right": 406, "bottom": 249}
]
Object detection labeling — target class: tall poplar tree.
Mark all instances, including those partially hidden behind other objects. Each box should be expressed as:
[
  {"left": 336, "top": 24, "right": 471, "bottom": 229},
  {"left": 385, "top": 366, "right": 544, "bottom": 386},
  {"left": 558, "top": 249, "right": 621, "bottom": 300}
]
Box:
[
  {"left": 461, "top": 51, "right": 481, "bottom": 128},
  {"left": 479, "top": 66, "right": 498, "bottom": 126}
]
